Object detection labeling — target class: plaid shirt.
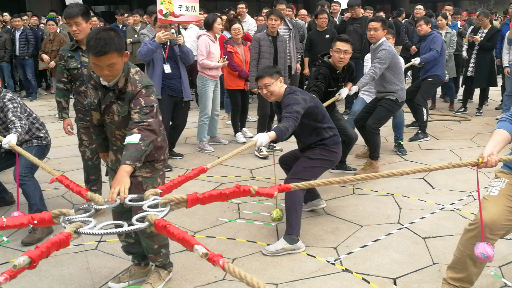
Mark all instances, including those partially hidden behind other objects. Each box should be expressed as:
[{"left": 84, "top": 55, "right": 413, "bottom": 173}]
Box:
[{"left": 0, "top": 88, "right": 51, "bottom": 148}]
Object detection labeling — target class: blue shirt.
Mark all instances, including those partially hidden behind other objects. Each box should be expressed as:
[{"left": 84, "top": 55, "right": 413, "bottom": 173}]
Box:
[
  {"left": 15, "top": 28, "right": 23, "bottom": 56},
  {"left": 419, "top": 30, "right": 446, "bottom": 80},
  {"left": 161, "top": 42, "right": 183, "bottom": 97},
  {"left": 495, "top": 111, "right": 512, "bottom": 173},
  {"left": 109, "top": 22, "right": 128, "bottom": 38}
]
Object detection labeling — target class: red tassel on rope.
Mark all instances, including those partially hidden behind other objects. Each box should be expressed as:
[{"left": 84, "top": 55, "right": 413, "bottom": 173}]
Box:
[
  {"left": 22, "top": 231, "right": 73, "bottom": 269},
  {"left": 0, "top": 211, "right": 55, "bottom": 231},
  {"left": 0, "top": 267, "right": 27, "bottom": 285},
  {"left": 186, "top": 184, "right": 253, "bottom": 208},
  {"left": 49, "top": 175, "right": 91, "bottom": 202},
  {"left": 158, "top": 166, "right": 209, "bottom": 197}
]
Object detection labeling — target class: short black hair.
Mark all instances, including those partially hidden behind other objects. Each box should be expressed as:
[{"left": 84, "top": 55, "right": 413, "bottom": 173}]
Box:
[
  {"left": 416, "top": 16, "right": 432, "bottom": 26},
  {"left": 331, "top": 34, "right": 352, "bottom": 48},
  {"left": 63, "top": 4, "right": 92, "bottom": 22},
  {"left": 126, "top": 13, "right": 133, "bottom": 18},
  {"left": 375, "top": 10, "right": 386, "bottom": 16},
  {"left": 332, "top": 1, "right": 342, "bottom": 6},
  {"left": 425, "top": 10, "right": 434, "bottom": 19},
  {"left": 49, "top": 10, "right": 58, "bottom": 14},
  {"left": 255, "top": 66, "right": 283, "bottom": 83},
  {"left": 314, "top": 9, "right": 329, "bottom": 19},
  {"left": 115, "top": 9, "right": 125, "bottom": 16},
  {"left": 26, "top": 10, "right": 33, "bottom": 13},
  {"left": 86, "top": 27, "right": 125, "bottom": 57},
  {"left": 286, "top": 4, "right": 294, "bottom": 10},
  {"left": 226, "top": 16, "right": 243, "bottom": 32},
  {"left": 393, "top": 8, "right": 405, "bottom": 19},
  {"left": 204, "top": 13, "right": 221, "bottom": 31},
  {"left": 46, "top": 18, "right": 59, "bottom": 26},
  {"left": 237, "top": 1, "right": 248, "bottom": 9},
  {"left": 266, "top": 9, "right": 284, "bottom": 21},
  {"left": 368, "top": 16, "right": 388, "bottom": 30},
  {"left": 11, "top": 14, "right": 21, "bottom": 20},
  {"left": 444, "top": 3, "right": 454, "bottom": 8},
  {"left": 385, "top": 28, "right": 395, "bottom": 38},
  {"left": 132, "top": 9, "right": 145, "bottom": 17},
  {"left": 146, "top": 5, "right": 157, "bottom": 16},
  {"left": 20, "top": 13, "right": 28, "bottom": 18},
  {"left": 274, "top": 0, "right": 287, "bottom": 8},
  {"left": 437, "top": 12, "right": 449, "bottom": 21},
  {"left": 453, "top": 8, "right": 462, "bottom": 16},
  {"left": 317, "top": 0, "right": 330, "bottom": 10},
  {"left": 364, "top": 6, "right": 374, "bottom": 11}
]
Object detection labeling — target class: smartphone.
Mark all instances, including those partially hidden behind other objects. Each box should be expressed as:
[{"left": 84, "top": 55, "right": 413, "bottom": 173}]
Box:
[
  {"left": 222, "top": 56, "right": 227, "bottom": 61},
  {"left": 170, "top": 29, "right": 176, "bottom": 40}
]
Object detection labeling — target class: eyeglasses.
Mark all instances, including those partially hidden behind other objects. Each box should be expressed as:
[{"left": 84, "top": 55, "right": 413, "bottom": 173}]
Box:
[
  {"left": 414, "top": 7, "right": 424, "bottom": 11},
  {"left": 231, "top": 28, "right": 243, "bottom": 33},
  {"left": 332, "top": 49, "right": 353, "bottom": 56},
  {"left": 257, "top": 79, "right": 279, "bottom": 93}
]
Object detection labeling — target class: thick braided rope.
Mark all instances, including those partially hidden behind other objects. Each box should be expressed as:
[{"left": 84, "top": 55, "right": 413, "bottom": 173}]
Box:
[
  {"left": 323, "top": 95, "right": 339, "bottom": 107},
  {"left": 159, "top": 195, "right": 188, "bottom": 209},
  {"left": 50, "top": 209, "right": 75, "bottom": 225},
  {"left": 64, "top": 222, "right": 85, "bottom": 241},
  {"left": 223, "top": 262, "right": 269, "bottom": 288},
  {"left": 289, "top": 156, "right": 512, "bottom": 191},
  {"left": 207, "top": 141, "right": 256, "bottom": 168}
]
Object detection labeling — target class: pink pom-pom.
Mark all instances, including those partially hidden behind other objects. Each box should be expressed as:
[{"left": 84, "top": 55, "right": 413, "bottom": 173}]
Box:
[
  {"left": 10, "top": 211, "right": 25, "bottom": 217},
  {"left": 474, "top": 242, "right": 494, "bottom": 262}
]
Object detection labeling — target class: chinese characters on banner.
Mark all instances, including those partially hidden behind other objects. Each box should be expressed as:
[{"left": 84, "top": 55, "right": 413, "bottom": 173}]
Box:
[{"left": 158, "top": 0, "right": 200, "bottom": 24}]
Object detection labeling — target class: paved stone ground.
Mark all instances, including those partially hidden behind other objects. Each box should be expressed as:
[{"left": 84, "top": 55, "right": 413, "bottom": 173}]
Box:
[{"left": 1, "top": 87, "right": 512, "bottom": 288}]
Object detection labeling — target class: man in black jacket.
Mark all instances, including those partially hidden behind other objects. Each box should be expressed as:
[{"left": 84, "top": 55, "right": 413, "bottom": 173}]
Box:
[
  {"left": 400, "top": 4, "right": 425, "bottom": 83},
  {"left": 392, "top": 9, "right": 405, "bottom": 53},
  {"left": 306, "top": 35, "right": 358, "bottom": 173},
  {"left": 0, "top": 30, "right": 13, "bottom": 91},
  {"left": 335, "top": 0, "right": 369, "bottom": 114},
  {"left": 307, "top": 0, "right": 337, "bottom": 33},
  {"left": 452, "top": 8, "right": 465, "bottom": 95},
  {"left": 11, "top": 14, "right": 38, "bottom": 101}
]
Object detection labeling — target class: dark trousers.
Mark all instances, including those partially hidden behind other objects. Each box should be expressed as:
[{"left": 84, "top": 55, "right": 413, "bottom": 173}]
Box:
[
  {"left": 403, "top": 55, "right": 421, "bottom": 83},
  {"left": 77, "top": 123, "right": 103, "bottom": 195},
  {"left": 280, "top": 145, "right": 341, "bottom": 237},
  {"left": 15, "top": 57, "right": 38, "bottom": 99},
  {"left": 257, "top": 93, "right": 275, "bottom": 133},
  {"left": 186, "top": 60, "right": 198, "bottom": 104},
  {"left": 405, "top": 76, "right": 444, "bottom": 133},
  {"left": 0, "top": 145, "right": 50, "bottom": 214},
  {"left": 227, "top": 88, "right": 249, "bottom": 135},
  {"left": 454, "top": 54, "right": 464, "bottom": 95},
  {"left": 134, "top": 63, "right": 146, "bottom": 72},
  {"left": 288, "top": 65, "right": 300, "bottom": 87},
  {"left": 345, "top": 58, "right": 364, "bottom": 111},
  {"left": 461, "top": 76, "right": 490, "bottom": 109},
  {"left": 354, "top": 98, "right": 404, "bottom": 161},
  {"left": 328, "top": 108, "right": 358, "bottom": 165},
  {"left": 159, "top": 95, "right": 190, "bottom": 151}
]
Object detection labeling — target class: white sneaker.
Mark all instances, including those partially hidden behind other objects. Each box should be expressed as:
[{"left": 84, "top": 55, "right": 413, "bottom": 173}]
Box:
[
  {"left": 497, "top": 114, "right": 504, "bottom": 120},
  {"left": 262, "top": 237, "right": 305, "bottom": 256},
  {"left": 255, "top": 147, "right": 269, "bottom": 158},
  {"left": 235, "top": 132, "right": 247, "bottom": 143},
  {"left": 247, "top": 115, "right": 258, "bottom": 122},
  {"left": 241, "top": 128, "right": 253, "bottom": 138},
  {"left": 303, "top": 199, "right": 326, "bottom": 211},
  {"left": 226, "top": 120, "right": 232, "bottom": 125},
  {"left": 197, "top": 142, "right": 215, "bottom": 153}
]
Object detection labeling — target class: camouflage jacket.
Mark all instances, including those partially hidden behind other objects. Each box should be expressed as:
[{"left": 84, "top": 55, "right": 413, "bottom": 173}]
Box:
[
  {"left": 88, "top": 62, "right": 168, "bottom": 172},
  {"left": 55, "top": 39, "right": 90, "bottom": 124}
]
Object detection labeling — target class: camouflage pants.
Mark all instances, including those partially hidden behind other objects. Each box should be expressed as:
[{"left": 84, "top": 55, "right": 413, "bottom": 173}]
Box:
[
  {"left": 109, "top": 163, "right": 172, "bottom": 269},
  {"left": 76, "top": 123, "right": 102, "bottom": 195}
]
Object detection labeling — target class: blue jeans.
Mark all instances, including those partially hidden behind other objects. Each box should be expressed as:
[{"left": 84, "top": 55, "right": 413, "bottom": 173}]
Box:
[
  {"left": 504, "top": 73, "right": 512, "bottom": 115},
  {"left": 348, "top": 97, "right": 405, "bottom": 142},
  {"left": 0, "top": 62, "right": 14, "bottom": 91},
  {"left": 197, "top": 74, "right": 220, "bottom": 142},
  {"left": 219, "top": 75, "right": 231, "bottom": 114},
  {"left": 435, "top": 78, "right": 456, "bottom": 102},
  {"left": 15, "top": 57, "right": 38, "bottom": 99},
  {"left": 0, "top": 145, "right": 51, "bottom": 214}
]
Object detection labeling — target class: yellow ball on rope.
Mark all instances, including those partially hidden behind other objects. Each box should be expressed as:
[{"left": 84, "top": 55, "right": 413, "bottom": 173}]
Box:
[{"left": 270, "top": 208, "right": 283, "bottom": 222}]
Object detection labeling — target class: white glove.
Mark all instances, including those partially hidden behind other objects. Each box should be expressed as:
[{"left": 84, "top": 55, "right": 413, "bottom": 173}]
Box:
[
  {"left": 412, "top": 57, "right": 421, "bottom": 66},
  {"left": 348, "top": 86, "right": 359, "bottom": 95},
  {"left": 462, "top": 51, "right": 467, "bottom": 59},
  {"left": 2, "top": 134, "right": 18, "bottom": 149},
  {"left": 336, "top": 87, "right": 349, "bottom": 101},
  {"left": 252, "top": 133, "right": 270, "bottom": 148}
]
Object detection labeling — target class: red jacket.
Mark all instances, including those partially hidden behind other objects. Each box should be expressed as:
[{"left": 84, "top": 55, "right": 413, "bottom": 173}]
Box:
[{"left": 223, "top": 39, "right": 250, "bottom": 89}]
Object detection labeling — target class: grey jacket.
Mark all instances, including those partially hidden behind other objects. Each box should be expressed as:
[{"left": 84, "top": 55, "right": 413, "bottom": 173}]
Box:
[
  {"left": 140, "top": 25, "right": 155, "bottom": 42},
  {"left": 356, "top": 38, "right": 406, "bottom": 101},
  {"left": 249, "top": 30, "right": 289, "bottom": 89},
  {"left": 126, "top": 23, "right": 147, "bottom": 64},
  {"left": 440, "top": 27, "right": 457, "bottom": 78}
]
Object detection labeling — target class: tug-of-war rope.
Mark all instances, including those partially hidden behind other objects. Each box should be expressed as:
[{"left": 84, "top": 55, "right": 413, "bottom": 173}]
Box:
[{"left": 0, "top": 127, "right": 502, "bottom": 288}]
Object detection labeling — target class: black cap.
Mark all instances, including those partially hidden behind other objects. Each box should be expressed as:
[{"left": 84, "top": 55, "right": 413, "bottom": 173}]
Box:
[{"left": 347, "top": 0, "right": 362, "bottom": 8}]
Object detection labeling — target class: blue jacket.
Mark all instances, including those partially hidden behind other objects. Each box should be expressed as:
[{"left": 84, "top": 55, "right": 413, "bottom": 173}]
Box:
[
  {"left": 110, "top": 22, "right": 129, "bottom": 38},
  {"left": 497, "top": 20, "right": 510, "bottom": 60},
  {"left": 495, "top": 110, "right": 512, "bottom": 173},
  {"left": 419, "top": 30, "right": 446, "bottom": 80},
  {"left": 137, "top": 39, "right": 194, "bottom": 100}
]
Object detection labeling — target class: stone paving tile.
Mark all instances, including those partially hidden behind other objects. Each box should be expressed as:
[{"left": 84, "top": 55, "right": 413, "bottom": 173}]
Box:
[{"left": 324, "top": 195, "right": 399, "bottom": 226}]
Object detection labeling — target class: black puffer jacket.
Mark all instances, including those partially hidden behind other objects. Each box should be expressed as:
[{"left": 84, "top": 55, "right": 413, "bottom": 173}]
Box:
[
  {"left": 400, "top": 18, "right": 421, "bottom": 58},
  {"left": 305, "top": 53, "right": 355, "bottom": 113},
  {"left": 12, "top": 27, "right": 35, "bottom": 58},
  {"left": 0, "top": 31, "right": 12, "bottom": 63}
]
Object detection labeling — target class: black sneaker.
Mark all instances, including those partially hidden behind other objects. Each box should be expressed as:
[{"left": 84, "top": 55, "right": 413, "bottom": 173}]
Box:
[
  {"left": 329, "top": 163, "right": 357, "bottom": 173},
  {"left": 0, "top": 194, "right": 15, "bottom": 207},
  {"left": 454, "top": 107, "right": 468, "bottom": 114},
  {"left": 393, "top": 141, "right": 408, "bottom": 155},
  {"left": 475, "top": 107, "right": 483, "bottom": 116},
  {"left": 409, "top": 131, "right": 430, "bottom": 142},
  {"left": 405, "top": 121, "right": 419, "bottom": 129},
  {"left": 496, "top": 103, "right": 503, "bottom": 110},
  {"left": 164, "top": 163, "right": 173, "bottom": 172},
  {"left": 342, "top": 110, "right": 350, "bottom": 116},
  {"left": 168, "top": 150, "right": 184, "bottom": 159}
]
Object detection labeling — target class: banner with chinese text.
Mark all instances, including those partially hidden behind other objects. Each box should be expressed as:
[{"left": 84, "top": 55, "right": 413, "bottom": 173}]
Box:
[{"left": 158, "top": 0, "right": 200, "bottom": 24}]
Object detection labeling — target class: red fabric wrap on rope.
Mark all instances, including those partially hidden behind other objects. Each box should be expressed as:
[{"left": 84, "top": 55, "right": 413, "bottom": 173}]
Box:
[
  {"left": 186, "top": 184, "right": 253, "bottom": 208},
  {"left": 158, "top": 166, "right": 209, "bottom": 197},
  {"left": 0, "top": 267, "right": 27, "bottom": 285},
  {"left": 0, "top": 211, "right": 55, "bottom": 230},
  {"left": 49, "top": 175, "right": 90, "bottom": 202},
  {"left": 153, "top": 219, "right": 226, "bottom": 268},
  {"left": 22, "top": 231, "right": 72, "bottom": 269},
  {"left": 253, "top": 184, "right": 293, "bottom": 197}
]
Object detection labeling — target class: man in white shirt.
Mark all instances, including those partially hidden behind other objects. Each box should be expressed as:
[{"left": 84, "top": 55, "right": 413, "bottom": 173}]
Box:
[
  {"left": 180, "top": 23, "right": 201, "bottom": 99},
  {"left": 237, "top": 1, "right": 257, "bottom": 36}
]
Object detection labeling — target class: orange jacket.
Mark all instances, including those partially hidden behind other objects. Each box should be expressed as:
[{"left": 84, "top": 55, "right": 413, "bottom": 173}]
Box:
[{"left": 223, "top": 39, "right": 250, "bottom": 90}]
